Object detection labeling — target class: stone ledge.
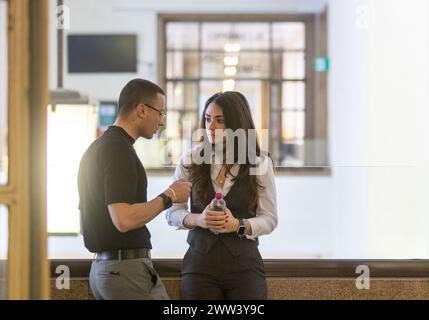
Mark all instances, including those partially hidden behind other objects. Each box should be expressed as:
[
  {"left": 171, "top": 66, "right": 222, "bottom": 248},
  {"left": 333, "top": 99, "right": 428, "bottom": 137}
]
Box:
[{"left": 50, "top": 278, "right": 429, "bottom": 300}]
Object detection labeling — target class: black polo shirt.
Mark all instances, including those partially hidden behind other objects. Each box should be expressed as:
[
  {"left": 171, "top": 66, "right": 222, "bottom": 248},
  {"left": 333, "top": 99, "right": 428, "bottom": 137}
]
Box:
[{"left": 78, "top": 126, "right": 151, "bottom": 252}]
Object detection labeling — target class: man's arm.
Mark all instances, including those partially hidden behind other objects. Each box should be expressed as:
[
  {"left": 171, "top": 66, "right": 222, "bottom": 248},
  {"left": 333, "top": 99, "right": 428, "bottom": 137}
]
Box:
[
  {"left": 108, "top": 181, "right": 191, "bottom": 233},
  {"left": 108, "top": 197, "right": 165, "bottom": 233}
]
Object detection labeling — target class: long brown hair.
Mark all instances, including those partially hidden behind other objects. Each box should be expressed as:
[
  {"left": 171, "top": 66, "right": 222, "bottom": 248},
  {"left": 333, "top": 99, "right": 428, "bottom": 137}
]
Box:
[{"left": 186, "top": 91, "right": 264, "bottom": 211}]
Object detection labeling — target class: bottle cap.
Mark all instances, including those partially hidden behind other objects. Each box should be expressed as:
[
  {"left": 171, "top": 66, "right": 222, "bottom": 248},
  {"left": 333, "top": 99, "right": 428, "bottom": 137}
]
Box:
[{"left": 215, "top": 193, "right": 223, "bottom": 200}]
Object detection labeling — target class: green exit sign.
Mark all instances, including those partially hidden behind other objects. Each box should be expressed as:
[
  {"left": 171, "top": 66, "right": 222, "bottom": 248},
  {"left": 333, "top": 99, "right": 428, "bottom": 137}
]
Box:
[{"left": 313, "top": 57, "right": 330, "bottom": 72}]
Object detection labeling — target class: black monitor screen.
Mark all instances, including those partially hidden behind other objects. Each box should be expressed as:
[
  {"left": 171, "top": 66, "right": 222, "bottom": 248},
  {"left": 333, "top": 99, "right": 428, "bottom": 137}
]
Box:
[{"left": 68, "top": 34, "right": 137, "bottom": 73}]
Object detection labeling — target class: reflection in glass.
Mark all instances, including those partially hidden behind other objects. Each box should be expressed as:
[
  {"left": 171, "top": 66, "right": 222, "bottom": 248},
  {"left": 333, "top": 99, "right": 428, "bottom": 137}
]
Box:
[
  {"left": 166, "top": 111, "right": 197, "bottom": 136},
  {"left": 278, "top": 142, "right": 304, "bottom": 166},
  {"left": 199, "top": 81, "right": 223, "bottom": 114},
  {"left": 166, "top": 81, "right": 198, "bottom": 110},
  {"left": 201, "top": 80, "right": 266, "bottom": 115},
  {"left": 283, "top": 81, "right": 305, "bottom": 110},
  {"left": 202, "top": 23, "right": 269, "bottom": 50},
  {"left": 166, "top": 51, "right": 199, "bottom": 79},
  {"left": 281, "top": 108, "right": 305, "bottom": 167},
  {"left": 282, "top": 110, "right": 305, "bottom": 141},
  {"left": 202, "top": 52, "right": 270, "bottom": 79},
  {"left": 166, "top": 23, "right": 199, "bottom": 49},
  {"left": 167, "top": 111, "right": 196, "bottom": 165},
  {"left": 165, "top": 20, "right": 310, "bottom": 167},
  {"left": 0, "top": 1, "right": 8, "bottom": 186},
  {"left": 272, "top": 22, "right": 306, "bottom": 50},
  {"left": 273, "top": 52, "right": 306, "bottom": 79},
  {"left": 0, "top": 204, "right": 8, "bottom": 300},
  {"left": 199, "top": 80, "right": 268, "bottom": 148}
]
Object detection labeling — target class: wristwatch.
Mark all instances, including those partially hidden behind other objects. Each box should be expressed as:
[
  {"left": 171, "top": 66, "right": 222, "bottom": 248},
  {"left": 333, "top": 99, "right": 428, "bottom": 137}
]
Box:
[
  {"left": 237, "top": 218, "right": 246, "bottom": 237},
  {"left": 158, "top": 193, "right": 172, "bottom": 209}
]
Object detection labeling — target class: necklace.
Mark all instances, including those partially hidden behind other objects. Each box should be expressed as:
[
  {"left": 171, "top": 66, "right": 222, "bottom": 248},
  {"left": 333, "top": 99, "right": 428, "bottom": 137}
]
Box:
[{"left": 216, "top": 165, "right": 228, "bottom": 188}]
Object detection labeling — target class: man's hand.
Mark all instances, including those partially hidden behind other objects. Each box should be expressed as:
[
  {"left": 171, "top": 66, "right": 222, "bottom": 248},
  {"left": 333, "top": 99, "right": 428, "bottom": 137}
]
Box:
[{"left": 165, "top": 179, "right": 192, "bottom": 203}]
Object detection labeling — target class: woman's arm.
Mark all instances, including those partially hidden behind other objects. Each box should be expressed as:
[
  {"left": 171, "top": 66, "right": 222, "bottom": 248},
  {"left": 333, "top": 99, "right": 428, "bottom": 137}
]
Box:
[
  {"left": 245, "top": 155, "right": 278, "bottom": 239},
  {"left": 165, "top": 151, "right": 193, "bottom": 229}
]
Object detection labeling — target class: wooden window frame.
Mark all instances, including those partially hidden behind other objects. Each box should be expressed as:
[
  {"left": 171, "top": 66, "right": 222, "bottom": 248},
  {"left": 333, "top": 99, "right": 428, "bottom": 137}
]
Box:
[{"left": 0, "top": 0, "right": 49, "bottom": 299}]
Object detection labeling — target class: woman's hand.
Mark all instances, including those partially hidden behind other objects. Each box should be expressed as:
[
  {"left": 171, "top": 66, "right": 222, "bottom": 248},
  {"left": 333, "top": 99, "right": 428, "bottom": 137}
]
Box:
[
  {"left": 190, "top": 206, "right": 238, "bottom": 233},
  {"left": 217, "top": 208, "right": 239, "bottom": 234},
  {"left": 196, "top": 204, "right": 226, "bottom": 229}
]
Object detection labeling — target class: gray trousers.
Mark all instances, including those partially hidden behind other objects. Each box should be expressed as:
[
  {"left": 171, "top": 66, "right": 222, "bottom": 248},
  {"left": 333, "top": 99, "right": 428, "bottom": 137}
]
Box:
[{"left": 89, "top": 257, "right": 169, "bottom": 300}]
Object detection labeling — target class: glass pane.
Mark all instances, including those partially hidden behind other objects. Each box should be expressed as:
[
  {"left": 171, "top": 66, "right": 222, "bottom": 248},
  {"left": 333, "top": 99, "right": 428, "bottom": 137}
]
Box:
[
  {"left": 273, "top": 51, "right": 305, "bottom": 79},
  {"left": 280, "top": 109, "right": 305, "bottom": 166},
  {"left": 278, "top": 141, "right": 304, "bottom": 166},
  {"left": 0, "top": 204, "right": 8, "bottom": 300},
  {"left": 166, "top": 81, "right": 198, "bottom": 110},
  {"left": 167, "top": 111, "right": 198, "bottom": 135},
  {"left": 199, "top": 80, "right": 222, "bottom": 114},
  {"left": 234, "top": 81, "right": 269, "bottom": 150},
  {"left": 232, "top": 81, "right": 265, "bottom": 127},
  {"left": 169, "top": 110, "right": 198, "bottom": 164},
  {"left": 166, "top": 51, "right": 199, "bottom": 78},
  {"left": 282, "top": 81, "right": 305, "bottom": 110},
  {"left": 134, "top": 138, "right": 164, "bottom": 168},
  {"left": 166, "top": 22, "right": 199, "bottom": 49},
  {"left": 47, "top": 104, "right": 97, "bottom": 233},
  {"left": 272, "top": 22, "right": 306, "bottom": 50},
  {"left": 202, "top": 23, "right": 269, "bottom": 50},
  {"left": 136, "top": 111, "right": 197, "bottom": 168},
  {"left": 200, "top": 80, "right": 264, "bottom": 110},
  {"left": 201, "top": 52, "right": 270, "bottom": 78},
  {"left": 282, "top": 110, "right": 305, "bottom": 141},
  {"left": 0, "top": 1, "right": 7, "bottom": 186},
  {"left": 269, "top": 83, "right": 282, "bottom": 164},
  {"left": 199, "top": 80, "right": 268, "bottom": 149}
]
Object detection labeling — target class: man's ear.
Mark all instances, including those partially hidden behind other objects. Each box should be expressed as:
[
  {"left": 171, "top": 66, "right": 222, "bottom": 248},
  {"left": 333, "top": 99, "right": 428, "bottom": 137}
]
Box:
[{"left": 136, "top": 103, "right": 146, "bottom": 119}]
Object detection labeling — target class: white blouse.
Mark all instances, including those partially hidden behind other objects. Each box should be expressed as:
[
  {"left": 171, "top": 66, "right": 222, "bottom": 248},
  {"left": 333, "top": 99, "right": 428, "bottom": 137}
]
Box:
[{"left": 165, "top": 147, "right": 278, "bottom": 240}]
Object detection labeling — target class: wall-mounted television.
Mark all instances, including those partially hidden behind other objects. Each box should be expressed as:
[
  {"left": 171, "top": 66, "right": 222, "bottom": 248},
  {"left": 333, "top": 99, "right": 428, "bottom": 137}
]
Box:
[{"left": 68, "top": 34, "right": 137, "bottom": 73}]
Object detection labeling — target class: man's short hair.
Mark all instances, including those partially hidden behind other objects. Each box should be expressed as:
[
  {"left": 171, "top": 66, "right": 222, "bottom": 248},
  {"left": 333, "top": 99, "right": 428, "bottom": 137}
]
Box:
[{"left": 117, "top": 78, "right": 165, "bottom": 116}]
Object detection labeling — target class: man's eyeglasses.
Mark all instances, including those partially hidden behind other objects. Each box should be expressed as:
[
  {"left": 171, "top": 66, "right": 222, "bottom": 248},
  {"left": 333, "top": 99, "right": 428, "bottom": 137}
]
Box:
[{"left": 142, "top": 103, "right": 166, "bottom": 120}]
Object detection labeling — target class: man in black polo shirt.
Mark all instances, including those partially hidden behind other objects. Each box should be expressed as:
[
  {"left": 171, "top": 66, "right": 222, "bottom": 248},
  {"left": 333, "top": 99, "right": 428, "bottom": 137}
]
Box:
[{"left": 78, "top": 78, "right": 191, "bottom": 299}]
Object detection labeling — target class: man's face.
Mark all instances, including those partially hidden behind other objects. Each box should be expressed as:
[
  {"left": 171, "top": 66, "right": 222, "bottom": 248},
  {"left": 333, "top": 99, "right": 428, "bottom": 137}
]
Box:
[{"left": 137, "top": 93, "right": 166, "bottom": 139}]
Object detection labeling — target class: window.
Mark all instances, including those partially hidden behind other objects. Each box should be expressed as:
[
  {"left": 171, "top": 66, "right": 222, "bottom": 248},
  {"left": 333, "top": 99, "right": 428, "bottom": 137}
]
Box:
[{"left": 145, "top": 14, "right": 328, "bottom": 170}]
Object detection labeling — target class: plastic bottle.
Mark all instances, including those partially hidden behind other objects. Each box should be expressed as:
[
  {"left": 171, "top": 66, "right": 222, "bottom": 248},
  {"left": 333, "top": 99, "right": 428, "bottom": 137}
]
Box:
[{"left": 209, "top": 193, "right": 226, "bottom": 235}]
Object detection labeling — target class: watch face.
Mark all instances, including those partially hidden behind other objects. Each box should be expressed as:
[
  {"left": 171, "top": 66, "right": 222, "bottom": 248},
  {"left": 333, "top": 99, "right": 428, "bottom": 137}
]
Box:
[{"left": 238, "top": 219, "right": 246, "bottom": 235}]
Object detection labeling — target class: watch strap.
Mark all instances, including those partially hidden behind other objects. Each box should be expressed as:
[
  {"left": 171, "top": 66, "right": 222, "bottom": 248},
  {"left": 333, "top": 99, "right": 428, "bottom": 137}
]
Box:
[
  {"left": 237, "top": 218, "right": 246, "bottom": 237},
  {"left": 158, "top": 193, "right": 172, "bottom": 209}
]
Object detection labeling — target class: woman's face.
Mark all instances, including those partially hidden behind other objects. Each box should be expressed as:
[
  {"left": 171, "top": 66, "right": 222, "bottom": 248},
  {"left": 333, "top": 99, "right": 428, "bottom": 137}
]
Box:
[{"left": 205, "top": 102, "right": 226, "bottom": 144}]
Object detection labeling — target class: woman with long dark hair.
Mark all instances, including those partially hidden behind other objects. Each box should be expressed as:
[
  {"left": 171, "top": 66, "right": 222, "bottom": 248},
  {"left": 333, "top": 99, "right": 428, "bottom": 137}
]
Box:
[{"left": 166, "top": 91, "right": 278, "bottom": 300}]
